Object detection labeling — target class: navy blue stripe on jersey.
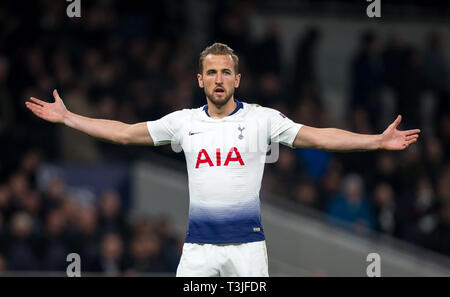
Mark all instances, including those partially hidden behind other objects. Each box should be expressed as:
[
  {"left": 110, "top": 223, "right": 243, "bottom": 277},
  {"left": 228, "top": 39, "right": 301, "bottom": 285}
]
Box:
[
  {"left": 185, "top": 214, "right": 265, "bottom": 244},
  {"left": 184, "top": 197, "right": 265, "bottom": 244},
  {"left": 203, "top": 98, "right": 243, "bottom": 117}
]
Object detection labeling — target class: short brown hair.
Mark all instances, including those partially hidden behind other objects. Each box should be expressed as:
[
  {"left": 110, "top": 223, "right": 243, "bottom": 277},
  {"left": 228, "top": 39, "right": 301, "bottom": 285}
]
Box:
[{"left": 198, "top": 42, "right": 239, "bottom": 74}]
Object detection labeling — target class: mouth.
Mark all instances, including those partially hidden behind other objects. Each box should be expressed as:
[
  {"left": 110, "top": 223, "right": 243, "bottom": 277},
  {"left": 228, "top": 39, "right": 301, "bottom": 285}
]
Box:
[{"left": 214, "top": 87, "right": 225, "bottom": 95}]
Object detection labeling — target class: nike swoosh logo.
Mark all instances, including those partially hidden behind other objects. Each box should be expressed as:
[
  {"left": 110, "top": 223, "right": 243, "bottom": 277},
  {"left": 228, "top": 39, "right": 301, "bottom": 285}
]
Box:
[{"left": 188, "top": 131, "right": 202, "bottom": 136}]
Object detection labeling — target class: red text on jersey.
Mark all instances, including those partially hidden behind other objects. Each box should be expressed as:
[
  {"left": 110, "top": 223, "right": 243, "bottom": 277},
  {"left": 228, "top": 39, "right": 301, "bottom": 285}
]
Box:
[{"left": 195, "top": 147, "right": 245, "bottom": 168}]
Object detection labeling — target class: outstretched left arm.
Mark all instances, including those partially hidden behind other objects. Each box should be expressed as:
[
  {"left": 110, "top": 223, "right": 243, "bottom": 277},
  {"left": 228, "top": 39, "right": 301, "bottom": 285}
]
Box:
[{"left": 293, "top": 115, "right": 421, "bottom": 152}]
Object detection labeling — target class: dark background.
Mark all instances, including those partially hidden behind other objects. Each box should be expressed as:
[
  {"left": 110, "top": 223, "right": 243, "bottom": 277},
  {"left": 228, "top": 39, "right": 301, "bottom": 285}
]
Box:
[{"left": 0, "top": 0, "right": 449, "bottom": 275}]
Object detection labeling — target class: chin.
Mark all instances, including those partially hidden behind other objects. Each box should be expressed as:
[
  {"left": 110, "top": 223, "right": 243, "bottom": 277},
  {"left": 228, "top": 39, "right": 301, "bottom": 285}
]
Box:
[{"left": 207, "top": 92, "right": 233, "bottom": 107}]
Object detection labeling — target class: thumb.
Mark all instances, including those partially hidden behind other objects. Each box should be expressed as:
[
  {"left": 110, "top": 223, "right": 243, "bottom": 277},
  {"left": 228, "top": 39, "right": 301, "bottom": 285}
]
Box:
[
  {"left": 392, "top": 115, "right": 401, "bottom": 129},
  {"left": 53, "top": 89, "right": 62, "bottom": 102}
]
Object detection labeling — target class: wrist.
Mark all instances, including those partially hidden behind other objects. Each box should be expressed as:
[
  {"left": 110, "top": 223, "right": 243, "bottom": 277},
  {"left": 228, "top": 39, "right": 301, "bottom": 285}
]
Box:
[
  {"left": 376, "top": 134, "right": 384, "bottom": 150},
  {"left": 62, "top": 110, "right": 71, "bottom": 126}
]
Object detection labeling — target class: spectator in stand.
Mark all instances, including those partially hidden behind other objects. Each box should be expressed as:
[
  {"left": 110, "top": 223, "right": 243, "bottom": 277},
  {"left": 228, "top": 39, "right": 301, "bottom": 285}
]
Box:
[
  {"left": 423, "top": 32, "right": 448, "bottom": 105},
  {"left": 398, "top": 47, "right": 426, "bottom": 129},
  {"left": 41, "top": 176, "right": 67, "bottom": 215},
  {"left": 326, "top": 174, "right": 376, "bottom": 234},
  {"left": 372, "top": 182, "right": 397, "bottom": 236},
  {"left": 351, "top": 31, "right": 383, "bottom": 130},
  {"left": 154, "top": 216, "right": 182, "bottom": 273},
  {"left": 293, "top": 27, "right": 321, "bottom": 107},
  {"left": 401, "top": 177, "right": 438, "bottom": 246},
  {"left": 125, "top": 231, "right": 171, "bottom": 274},
  {"left": 5, "top": 212, "right": 39, "bottom": 271},
  {"left": 293, "top": 181, "right": 319, "bottom": 209},
  {"left": 253, "top": 21, "right": 282, "bottom": 76},
  {"left": 426, "top": 202, "right": 450, "bottom": 255},
  {"left": 98, "top": 189, "right": 129, "bottom": 239},
  {"left": 94, "top": 232, "right": 127, "bottom": 276},
  {"left": 73, "top": 205, "right": 101, "bottom": 272},
  {"left": 39, "top": 208, "right": 71, "bottom": 271},
  {"left": 382, "top": 34, "right": 404, "bottom": 95},
  {"left": 318, "top": 160, "right": 344, "bottom": 211},
  {"left": 264, "top": 146, "right": 302, "bottom": 201},
  {"left": 424, "top": 137, "right": 445, "bottom": 183}
]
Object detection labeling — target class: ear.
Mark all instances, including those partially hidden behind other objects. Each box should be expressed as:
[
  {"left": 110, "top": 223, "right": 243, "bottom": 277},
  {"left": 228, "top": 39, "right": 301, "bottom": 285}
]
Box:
[
  {"left": 197, "top": 73, "right": 204, "bottom": 88},
  {"left": 234, "top": 73, "right": 241, "bottom": 88}
]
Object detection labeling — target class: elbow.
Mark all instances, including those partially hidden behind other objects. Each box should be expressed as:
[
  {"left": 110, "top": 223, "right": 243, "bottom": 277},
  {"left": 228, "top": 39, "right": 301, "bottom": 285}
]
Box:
[
  {"left": 117, "top": 124, "right": 133, "bottom": 145},
  {"left": 313, "top": 140, "right": 327, "bottom": 150},
  {"left": 120, "top": 135, "right": 130, "bottom": 145},
  {"left": 116, "top": 132, "right": 130, "bottom": 145},
  {"left": 315, "top": 140, "right": 339, "bottom": 151}
]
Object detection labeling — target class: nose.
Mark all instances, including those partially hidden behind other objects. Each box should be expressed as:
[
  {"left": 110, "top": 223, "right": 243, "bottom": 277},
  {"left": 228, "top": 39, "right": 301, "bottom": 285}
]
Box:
[{"left": 215, "top": 72, "right": 223, "bottom": 84}]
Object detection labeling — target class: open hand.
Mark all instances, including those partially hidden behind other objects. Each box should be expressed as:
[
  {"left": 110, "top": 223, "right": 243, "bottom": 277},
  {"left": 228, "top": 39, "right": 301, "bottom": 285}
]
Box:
[
  {"left": 25, "top": 89, "right": 68, "bottom": 124},
  {"left": 380, "top": 115, "right": 420, "bottom": 150}
]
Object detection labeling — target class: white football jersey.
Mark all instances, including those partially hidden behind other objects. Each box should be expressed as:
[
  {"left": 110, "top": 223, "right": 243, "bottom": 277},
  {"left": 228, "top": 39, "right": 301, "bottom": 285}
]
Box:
[{"left": 147, "top": 99, "right": 302, "bottom": 243}]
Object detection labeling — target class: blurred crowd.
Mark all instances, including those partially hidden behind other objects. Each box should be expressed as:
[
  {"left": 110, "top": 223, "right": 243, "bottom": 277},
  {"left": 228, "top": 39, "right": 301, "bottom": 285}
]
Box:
[
  {"left": 263, "top": 30, "right": 450, "bottom": 255},
  {"left": 0, "top": 150, "right": 182, "bottom": 275},
  {"left": 0, "top": 0, "right": 449, "bottom": 274}
]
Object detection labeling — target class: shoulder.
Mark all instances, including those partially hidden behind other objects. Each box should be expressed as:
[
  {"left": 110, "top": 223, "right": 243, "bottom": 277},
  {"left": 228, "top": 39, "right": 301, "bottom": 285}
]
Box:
[
  {"left": 162, "top": 108, "right": 197, "bottom": 121},
  {"left": 245, "top": 103, "right": 288, "bottom": 119}
]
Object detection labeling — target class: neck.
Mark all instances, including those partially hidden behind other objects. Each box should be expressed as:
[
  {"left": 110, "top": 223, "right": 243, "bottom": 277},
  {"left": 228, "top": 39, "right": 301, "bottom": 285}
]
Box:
[{"left": 207, "top": 97, "right": 237, "bottom": 119}]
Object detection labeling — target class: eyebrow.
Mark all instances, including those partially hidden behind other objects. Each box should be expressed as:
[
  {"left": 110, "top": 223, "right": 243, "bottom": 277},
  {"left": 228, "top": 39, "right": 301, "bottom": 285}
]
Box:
[{"left": 206, "top": 68, "right": 232, "bottom": 73}]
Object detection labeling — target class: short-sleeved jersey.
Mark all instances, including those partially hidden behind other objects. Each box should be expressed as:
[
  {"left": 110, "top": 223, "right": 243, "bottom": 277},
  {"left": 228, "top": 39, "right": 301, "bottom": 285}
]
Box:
[{"left": 147, "top": 99, "right": 303, "bottom": 244}]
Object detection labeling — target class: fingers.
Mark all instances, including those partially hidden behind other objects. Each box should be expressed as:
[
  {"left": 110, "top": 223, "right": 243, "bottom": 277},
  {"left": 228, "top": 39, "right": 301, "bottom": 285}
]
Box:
[
  {"left": 26, "top": 101, "right": 43, "bottom": 112},
  {"left": 406, "top": 138, "right": 418, "bottom": 146},
  {"left": 405, "top": 134, "right": 419, "bottom": 142},
  {"left": 404, "top": 129, "right": 421, "bottom": 136},
  {"left": 29, "top": 97, "right": 47, "bottom": 107},
  {"left": 28, "top": 90, "right": 62, "bottom": 107},
  {"left": 401, "top": 136, "right": 419, "bottom": 150},
  {"left": 25, "top": 101, "right": 45, "bottom": 117}
]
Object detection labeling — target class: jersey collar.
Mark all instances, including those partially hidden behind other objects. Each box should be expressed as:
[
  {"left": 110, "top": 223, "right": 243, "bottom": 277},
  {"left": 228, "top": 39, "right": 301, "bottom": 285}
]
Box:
[{"left": 203, "top": 98, "right": 243, "bottom": 118}]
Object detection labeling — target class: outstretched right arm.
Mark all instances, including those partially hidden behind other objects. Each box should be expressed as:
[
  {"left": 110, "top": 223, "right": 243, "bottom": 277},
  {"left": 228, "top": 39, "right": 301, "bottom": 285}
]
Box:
[{"left": 25, "top": 89, "right": 154, "bottom": 146}]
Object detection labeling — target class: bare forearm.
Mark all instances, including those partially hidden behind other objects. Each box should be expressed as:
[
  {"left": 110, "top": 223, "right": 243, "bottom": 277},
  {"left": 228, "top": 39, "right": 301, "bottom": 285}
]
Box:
[
  {"left": 26, "top": 90, "right": 152, "bottom": 145},
  {"left": 295, "top": 116, "right": 420, "bottom": 152},
  {"left": 316, "top": 128, "right": 382, "bottom": 152},
  {"left": 297, "top": 126, "right": 382, "bottom": 152},
  {"left": 63, "top": 111, "right": 131, "bottom": 145}
]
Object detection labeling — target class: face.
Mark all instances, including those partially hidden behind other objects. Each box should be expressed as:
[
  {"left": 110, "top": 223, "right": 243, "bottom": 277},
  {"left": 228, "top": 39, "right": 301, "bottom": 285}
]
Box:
[{"left": 198, "top": 54, "right": 241, "bottom": 107}]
